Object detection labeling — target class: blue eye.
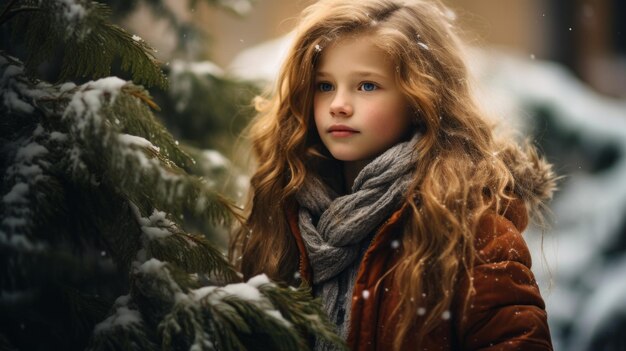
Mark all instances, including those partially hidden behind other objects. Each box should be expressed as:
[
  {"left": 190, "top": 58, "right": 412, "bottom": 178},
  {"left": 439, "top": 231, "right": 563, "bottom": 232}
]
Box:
[
  {"left": 360, "top": 82, "right": 378, "bottom": 91},
  {"left": 318, "top": 82, "right": 334, "bottom": 92}
]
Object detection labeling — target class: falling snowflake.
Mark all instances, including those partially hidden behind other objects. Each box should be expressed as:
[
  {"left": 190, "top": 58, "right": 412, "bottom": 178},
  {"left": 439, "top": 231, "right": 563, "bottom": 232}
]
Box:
[{"left": 362, "top": 290, "right": 370, "bottom": 299}]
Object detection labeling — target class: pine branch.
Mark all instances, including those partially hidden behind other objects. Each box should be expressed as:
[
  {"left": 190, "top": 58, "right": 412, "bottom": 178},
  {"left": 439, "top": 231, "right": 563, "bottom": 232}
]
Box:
[
  {"left": 131, "top": 266, "right": 343, "bottom": 351},
  {"left": 1, "top": 30, "right": 342, "bottom": 351},
  {"left": 1, "top": 52, "right": 238, "bottom": 273},
  {"left": 58, "top": 76, "right": 238, "bottom": 228},
  {"left": 131, "top": 204, "right": 239, "bottom": 282},
  {"left": 0, "top": 60, "right": 61, "bottom": 250},
  {"left": 260, "top": 284, "right": 348, "bottom": 350},
  {"left": 1, "top": 56, "right": 243, "bottom": 349},
  {"left": 156, "top": 59, "right": 258, "bottom": 150},
  {"left": 0, "top": 0, "right": 42, "bottom": 26},
  {"left": 88, "top": 295, "right": 159, "bottom": 351},
  {"left": 5, "top": 0, "right": 167, "bottom": 88}
]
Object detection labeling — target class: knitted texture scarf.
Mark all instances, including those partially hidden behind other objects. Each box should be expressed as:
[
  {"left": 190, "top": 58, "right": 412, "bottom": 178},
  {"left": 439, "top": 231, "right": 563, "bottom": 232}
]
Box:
[{"left": 295, "top": 135, "right": 418, "bottom": 350}]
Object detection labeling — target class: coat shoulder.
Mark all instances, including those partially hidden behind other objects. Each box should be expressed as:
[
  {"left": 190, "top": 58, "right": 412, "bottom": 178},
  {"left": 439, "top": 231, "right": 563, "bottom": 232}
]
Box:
[{"left": 454, "top": 199, "right": 553, "bottom": 350}]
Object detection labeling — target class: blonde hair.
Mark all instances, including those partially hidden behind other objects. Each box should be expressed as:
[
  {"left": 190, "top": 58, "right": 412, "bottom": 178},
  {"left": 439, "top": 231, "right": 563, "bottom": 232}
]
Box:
[{"left": 230, "top": 0, "right": 555, "bottom": 349}]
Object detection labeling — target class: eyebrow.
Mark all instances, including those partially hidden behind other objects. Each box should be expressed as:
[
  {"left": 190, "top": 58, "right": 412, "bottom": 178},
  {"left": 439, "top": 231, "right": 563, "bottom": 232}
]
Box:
[{"left": 315, "top": 71, "right": 388, "bottom": 79}]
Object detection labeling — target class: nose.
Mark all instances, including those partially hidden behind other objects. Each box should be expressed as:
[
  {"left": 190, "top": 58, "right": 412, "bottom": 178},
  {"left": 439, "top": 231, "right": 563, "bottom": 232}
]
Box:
[{"left": 329, "top": 90, "right": 353, "bottom": 117}]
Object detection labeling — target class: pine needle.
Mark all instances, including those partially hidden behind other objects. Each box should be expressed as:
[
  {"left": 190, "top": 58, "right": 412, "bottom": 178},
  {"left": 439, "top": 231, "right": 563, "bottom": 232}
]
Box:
[{"left": 6, "top": 0, "right": 167, "bottom": 88}]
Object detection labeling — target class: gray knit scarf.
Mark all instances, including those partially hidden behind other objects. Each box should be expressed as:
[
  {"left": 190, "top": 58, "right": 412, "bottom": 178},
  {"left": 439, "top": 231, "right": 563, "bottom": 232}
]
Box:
[{"left": 295, "top": 135, "right": 418, "bottom": 350}]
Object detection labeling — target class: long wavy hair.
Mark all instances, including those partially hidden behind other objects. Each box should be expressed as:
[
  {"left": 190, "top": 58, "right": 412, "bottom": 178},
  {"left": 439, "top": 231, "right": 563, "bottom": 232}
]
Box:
[{"left": 230, "top": 0, "right": 556, "bottom": 349}]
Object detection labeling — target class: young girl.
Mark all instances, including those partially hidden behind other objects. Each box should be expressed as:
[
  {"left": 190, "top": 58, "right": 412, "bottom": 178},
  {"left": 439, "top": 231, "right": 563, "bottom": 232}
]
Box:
[{"left": 231, "top": 0, "right": 556, "bottom": 350}]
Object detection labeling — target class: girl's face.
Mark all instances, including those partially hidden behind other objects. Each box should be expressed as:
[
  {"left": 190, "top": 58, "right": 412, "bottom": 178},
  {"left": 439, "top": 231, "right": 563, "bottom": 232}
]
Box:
[{"left": 313, "top": 34, "right": 412, "bottom": 164}]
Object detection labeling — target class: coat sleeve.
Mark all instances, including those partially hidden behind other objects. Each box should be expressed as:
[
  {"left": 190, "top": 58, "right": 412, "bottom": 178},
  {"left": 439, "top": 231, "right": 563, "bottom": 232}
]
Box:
[{"left": 454, "top": 212, "right": 553, "bottom": 350}]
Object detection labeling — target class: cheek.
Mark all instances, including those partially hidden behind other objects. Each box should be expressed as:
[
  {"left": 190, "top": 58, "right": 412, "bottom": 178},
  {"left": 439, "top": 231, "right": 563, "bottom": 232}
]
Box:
[
  {"left": 367, "top": 99, "right": 411, "bottom": 134},
  {"left": 313, "top": 96, "right": 322, "bottom": 122},
  {"left": 313, "top": 106, "right": 325, "bottom": 135}
]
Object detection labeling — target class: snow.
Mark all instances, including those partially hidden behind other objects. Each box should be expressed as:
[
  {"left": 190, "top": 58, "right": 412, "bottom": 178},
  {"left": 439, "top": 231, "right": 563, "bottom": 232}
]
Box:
[
  {"left": 59, "top": 82, "right": 76, "bottom": 94},
  {"left": 120, "top": 144, "right": 179, "bottom": 182},
  {"left": 0, "top": 58, "right": 56, "bottom": 101},
  {"left": 14, "top": 142, "right": 48, "bottom": 163},
  {"left": 130, "top": 205, "right": 176, "bottom": 240},
  {"left": 191, "top": 275, "right": 290, "bottom": 326},
  {"left": 193, "top": 286, "right": 218, "bottom": 301},
  {"left": 14, "top": 164, "right": 43, "bottom": 178},
  {"left": 417, "top": 42, "right": 429, "bottom": 50},
  {"left": 2, "top": 183, "right": 29, "bottom": 204},
  {"left": 390, "top": 240, "right": 400, "bottom": 249},
  {"left": 201, "top": 150, "right": 231, "bottom": 169},
  {"left": 3, "top": 90, "right": 34, "bottom": 114},
  {"left": 1, "top": 65, "right": 22, "bottom": 81},
  {"left": 228, "top": 32, "right": 295, "bottom": 83},
  {"left": 2, "top": 217, "right": 27, "bottom": 228},
  {"left": 136, "top": 258, "right": 167, "bottom": 274},
  {"left": 56, "top": 0, "right": 87, "bottom": 23},
  {"left": 247, "top": 273, "right": 271, "bottom": 288},
  {"left": 62, "top": 77, "right": 129, "bottom": 158},
  {"left": 221, "top": 282, "right": 263, "bottom": 302},
  {"left": 141, "top": 226, "right": 171, "bottom": 239},
  {"left": 0, "top": 231, "right": 45, "bottom": 251},
  {"left": 171, "top": 60, "right": 224, "bottom": 77},
  {"left": 190, "top": 334, "right": 214, "bottom": 351},
  {"left": 94, "top": 306, "right": 142, "bottom": 333},
  {"left": 265, "top": 309, "right": 292, "bottom": 327},
  {"left": 441, "top": 310, "right": 451, "bottom": 320},
  {"left": 0, "top": 60, "right": 49, "bottom": 116},
  {"left": 117, "top": 134, "right": 160, "bottom": 153},
  {"left": 0, "top": 127, "right": 50, "bottom": 252},
  {"left": 50, "top": 0, "right": 90, "bottom": 39},
  {"left": 49, "top": 132, "right": 68, "bottom": 142},
  {"left": 64, "top": 77, "right": 127, "bottom": 138}
]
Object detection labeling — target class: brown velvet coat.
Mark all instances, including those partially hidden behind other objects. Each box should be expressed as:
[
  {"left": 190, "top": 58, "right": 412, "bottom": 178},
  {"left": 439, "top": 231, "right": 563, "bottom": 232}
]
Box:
[{"left": 286, "top": 199, "right": 553, "bottom": 350}]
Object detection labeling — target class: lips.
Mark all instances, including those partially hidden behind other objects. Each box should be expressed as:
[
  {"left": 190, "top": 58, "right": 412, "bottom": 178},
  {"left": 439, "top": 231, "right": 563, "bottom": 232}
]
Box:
[{"left": 328, "top": 124, "right": 359, "bottom": 137}]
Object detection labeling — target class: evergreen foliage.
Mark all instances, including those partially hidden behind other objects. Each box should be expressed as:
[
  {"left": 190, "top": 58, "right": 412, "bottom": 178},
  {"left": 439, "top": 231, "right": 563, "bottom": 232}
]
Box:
[
  {"left": 0, "top": 0, "right": 343, "bottom": 350},
  {"left": 1, "top": 0, "right": 167, "bottom": 88},
  {"left": 156, "top": 60, "right": 259, "bottom": 151}
]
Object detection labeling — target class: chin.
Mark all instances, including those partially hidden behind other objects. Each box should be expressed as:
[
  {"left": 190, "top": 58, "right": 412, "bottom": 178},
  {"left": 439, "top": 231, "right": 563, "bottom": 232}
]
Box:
[
  {"left": 329, "top": 151, "right": 369, "bottom": 162},
  {"left": 329, "top": 152, "right": 358, "bottom": 162}
]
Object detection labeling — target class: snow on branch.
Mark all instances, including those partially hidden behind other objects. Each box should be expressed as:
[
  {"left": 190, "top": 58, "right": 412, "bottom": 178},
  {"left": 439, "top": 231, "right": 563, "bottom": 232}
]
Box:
[
  {"left": 1, "top": 53, "right": 234, "bottom": 255},
  {"left": 129, "top": 261, "right": 342, "bottom": 351},
  {"left": 58, "top": 75, "right": 234, "bottom": 227},
  {"left": 88, "top": 294, "right": 157, "bottom": 350},
  {"left": 129, "top": 201, "right": 238, "bottom": 282}
]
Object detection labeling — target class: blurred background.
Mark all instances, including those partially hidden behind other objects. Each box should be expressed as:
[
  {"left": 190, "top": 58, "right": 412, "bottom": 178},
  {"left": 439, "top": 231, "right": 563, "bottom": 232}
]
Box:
[
  {"left": 120, "top": 0, "right": 626, "bottom": 350},
  {"left": 130, "top": 0, "right": 625, "bottom": 98}
]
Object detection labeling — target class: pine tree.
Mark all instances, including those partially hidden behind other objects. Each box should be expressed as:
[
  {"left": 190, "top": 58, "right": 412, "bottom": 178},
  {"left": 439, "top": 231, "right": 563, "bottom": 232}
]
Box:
[{"left": 0, "top": 0, "right": 344, "bottom": 350}]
